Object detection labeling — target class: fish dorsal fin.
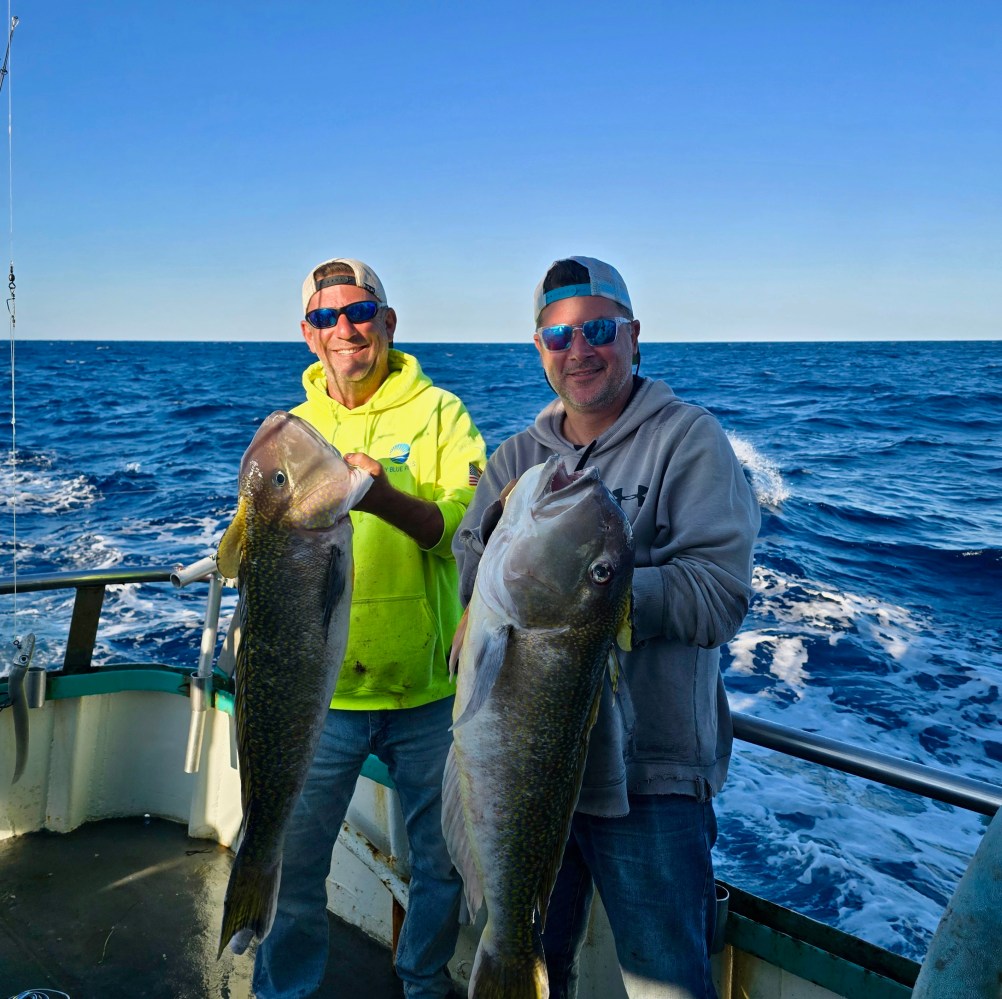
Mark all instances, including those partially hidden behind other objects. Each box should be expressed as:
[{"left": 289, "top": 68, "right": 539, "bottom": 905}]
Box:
[
  {"left": 448, "top": 604, "right": 471, "bottom": 679},
  {"left": 322, "top": 544, "right": 348, "bottom": 632},
  {"left": 451, "top": 624, "right": 511, "bottom": 730},
  {"left": 217, "top": 498, "right": 248, "bottom": 579},
  {"left": 441, "top": 743, "right": 484, "bottom": 923}
]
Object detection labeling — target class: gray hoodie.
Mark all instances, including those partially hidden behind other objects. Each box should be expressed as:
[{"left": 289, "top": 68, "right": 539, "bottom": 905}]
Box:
[{"left": 453, "top": 377, "right": 760, "bottom": 814}]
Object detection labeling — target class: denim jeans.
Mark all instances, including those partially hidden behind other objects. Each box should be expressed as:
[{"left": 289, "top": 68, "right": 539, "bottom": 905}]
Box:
[
  {"left": 252, "top": 697, "right": 462, "bottom": 999},
  {"left": 542, "top": 794, "right": 719, "bottom": 999}
]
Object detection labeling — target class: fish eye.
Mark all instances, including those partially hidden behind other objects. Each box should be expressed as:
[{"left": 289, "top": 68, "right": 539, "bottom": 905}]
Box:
[
  {"left": 589, "top": 561, "right": 613, "bottom": 585},
  {"left": 271, "top": 470, "right": 287, "bottom": 487}
]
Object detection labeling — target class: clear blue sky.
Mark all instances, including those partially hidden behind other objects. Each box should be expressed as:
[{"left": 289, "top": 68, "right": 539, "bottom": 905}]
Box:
[{"left": 5, "top": 1, "right": 1000, "bottom": 342}]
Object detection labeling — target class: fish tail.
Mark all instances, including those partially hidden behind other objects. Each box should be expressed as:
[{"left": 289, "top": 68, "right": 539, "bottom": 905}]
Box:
[
  {"left": 469, "top": 929, "right": 548, "bottom": 999},
  {"left": 217, "top": 851, "right": 281, "bottom": 959}
]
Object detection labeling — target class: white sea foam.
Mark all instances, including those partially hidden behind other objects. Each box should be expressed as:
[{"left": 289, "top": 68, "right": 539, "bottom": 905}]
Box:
[
  {"left": 744, "top": 565, "right": 1001, "bottom": 728},
  {"left": 716, "top": 739, "right": 986, "bottom": 959},
  {"left": 0, "top": 454, "right": 99, "bottom": 513},
  {"left": 721, "top": 562, "right": 1000, "bottom": 959},
  {"left": 727, "top": 432, "right": 790, "bottom": 507},
  {"left": 100, "top": 583, "right": 203, "bottom": 637},
  {"left": 728, "top": 631, "right": 810, "bottom": 693},
  {"left": 747, "top": 565, "right": 922, "bottom": 664},
  {"left": 147, "top": 514, "right": 228, "bottom": 552},
  {"left": 62, "top": 533, "right": 123, "bottom": 570}
]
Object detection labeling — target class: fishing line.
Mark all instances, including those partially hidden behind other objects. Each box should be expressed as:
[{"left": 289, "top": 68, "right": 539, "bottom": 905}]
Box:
[{"left": 2, "top": 10, "right": 17, "bottom": 620}]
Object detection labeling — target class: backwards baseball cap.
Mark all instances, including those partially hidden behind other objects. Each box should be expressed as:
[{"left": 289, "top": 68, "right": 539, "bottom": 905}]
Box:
[
  {"left": 533, "top": 256, "right": 633, "bottom": 325},
  {"left": 301, "top": 258, "right": 387, "bottom": 314}
]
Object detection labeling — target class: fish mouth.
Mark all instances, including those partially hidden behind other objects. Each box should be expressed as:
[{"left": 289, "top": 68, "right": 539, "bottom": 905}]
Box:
[
  {"left": 549, "top": 462, "right": 581, "bottom": 492},
  {"left": 241, "top": 413, "right": 340, "bottom": 473},
  {"left": 501, "top": 459, "right": 607, "bottom": 586},
  {"left": 289, "top": 473, "right": 360, "bottom": 530},
  {"left": 530, "top": 459, "right": 601, "bottom": 517},
  {"left": 281, "top": 412, "right": 341, "bottom": 453},
  {"left": 239, "top": 411, "right": 363, "bottom": 529}
]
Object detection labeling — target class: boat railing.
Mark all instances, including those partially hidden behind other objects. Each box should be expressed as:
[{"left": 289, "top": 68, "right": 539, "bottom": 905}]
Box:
[
  {"left": 732, "top": 712, "right": 1001, "bottom": 816},
  {"left": 2, "top": 564, "right": 1001, "bottom": 819},
  {"left": 1, "top": 565, "right": 178, "bottom": 673}
]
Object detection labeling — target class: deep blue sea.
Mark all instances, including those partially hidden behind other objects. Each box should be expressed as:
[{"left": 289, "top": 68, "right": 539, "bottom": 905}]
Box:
[{"left": 2, "top": 339, "right": 1000, "bottom": 962}]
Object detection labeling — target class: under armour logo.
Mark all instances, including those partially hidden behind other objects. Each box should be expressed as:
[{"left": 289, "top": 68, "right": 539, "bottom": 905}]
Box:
[{"left": 612, "top": 485, "right": 649, "bottom": 507}]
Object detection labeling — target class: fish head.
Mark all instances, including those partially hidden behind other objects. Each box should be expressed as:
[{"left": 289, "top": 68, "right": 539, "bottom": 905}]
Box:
[
  {"left": 484, "top": 455, "right": 634, "bottom": 630},
  {"left": 237, "top": 411, "right": 372, "bottom": 531}
]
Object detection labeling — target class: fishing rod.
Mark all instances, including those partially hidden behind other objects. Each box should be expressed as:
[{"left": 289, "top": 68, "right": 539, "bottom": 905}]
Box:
[
  {"left": 4, "top": 11, "right": 19, "bottom": 614},
  {"left": 0, "top": 14, "right": 16, "bottom": 94},
  {"left": 1, "top": 11, "right": 36, "bottom": 785}
]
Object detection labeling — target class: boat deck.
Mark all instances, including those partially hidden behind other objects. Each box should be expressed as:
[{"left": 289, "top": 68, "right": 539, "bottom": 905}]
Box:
[{"left": 0, "top": 816, "right": 406, "bottom": 999}]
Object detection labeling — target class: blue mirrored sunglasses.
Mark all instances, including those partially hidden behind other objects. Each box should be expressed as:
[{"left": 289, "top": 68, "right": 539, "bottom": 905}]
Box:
[
  {"left": 536, "top": 316, "right": 633, "bottom": 352},
  {"left": 305, "top": 300, "right": 383, "bottom": 329}
]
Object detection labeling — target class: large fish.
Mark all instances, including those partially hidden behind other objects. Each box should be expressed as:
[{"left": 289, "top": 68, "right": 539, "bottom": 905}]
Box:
[
  {"left": 215, "top": 410, "right": 371, "bottom": 958},
  {"left": 443, "top": 455, "right": 634, "bottom": 999}
]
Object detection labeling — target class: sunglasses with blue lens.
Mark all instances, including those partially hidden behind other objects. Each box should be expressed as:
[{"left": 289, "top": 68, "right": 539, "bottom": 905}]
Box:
[
  {"left": 536, "top": 316, "right": 633, "bottom": 352},
  {"left": 305, "top": 300, "right": 383, "bottom": 329}
]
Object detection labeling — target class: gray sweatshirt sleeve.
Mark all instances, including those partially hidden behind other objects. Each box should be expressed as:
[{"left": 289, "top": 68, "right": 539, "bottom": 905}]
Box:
[
  {"left": 452, "top": 445, "right": 516, "bottom": 607},
  {"left": 631, "top": 414, "right": 760, "bottom": 649}
]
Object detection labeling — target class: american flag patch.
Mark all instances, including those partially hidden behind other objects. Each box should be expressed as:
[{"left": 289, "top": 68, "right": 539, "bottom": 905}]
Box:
[{"left": 468, "top": 463, "right": 482, "bottom": 487}]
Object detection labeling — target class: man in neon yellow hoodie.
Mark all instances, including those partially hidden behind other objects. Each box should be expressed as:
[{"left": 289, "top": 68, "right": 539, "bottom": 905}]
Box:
[{"left": 253, "top": 258, "right": 486, "bottom": 999}]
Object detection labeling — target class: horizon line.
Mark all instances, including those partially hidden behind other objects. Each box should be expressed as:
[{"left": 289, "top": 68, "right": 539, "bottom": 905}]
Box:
[{"left": 6, "top": 336, "right": 1000, "bottom": 346}]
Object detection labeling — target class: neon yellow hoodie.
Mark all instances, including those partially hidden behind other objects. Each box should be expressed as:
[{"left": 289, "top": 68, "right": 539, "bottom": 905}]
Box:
[{"left": 291, "top": 349, "right": 485, "bottom": 710}]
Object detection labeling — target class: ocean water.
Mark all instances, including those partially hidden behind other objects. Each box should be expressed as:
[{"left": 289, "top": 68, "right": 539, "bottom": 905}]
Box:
[{"left": 2, "top": 338, "right": 1000, "bottom": 962}]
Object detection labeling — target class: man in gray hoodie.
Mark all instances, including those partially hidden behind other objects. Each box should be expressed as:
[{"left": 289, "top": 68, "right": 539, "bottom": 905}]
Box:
[{"left": 453, "top": 256, "right": 760, "bottom": 999}]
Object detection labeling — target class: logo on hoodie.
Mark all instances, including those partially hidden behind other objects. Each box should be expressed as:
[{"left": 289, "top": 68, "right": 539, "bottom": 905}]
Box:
[
  {"left": 612, "top": 485, "right": 649, "bottom": 508},
  {"left": 389, "top": 443, "right": 411, "bottom": 464}
]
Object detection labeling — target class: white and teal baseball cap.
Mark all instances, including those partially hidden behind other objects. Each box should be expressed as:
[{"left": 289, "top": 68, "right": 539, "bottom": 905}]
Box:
[{"left": 533, "top": 256, "right": 633, "bottom": 325}]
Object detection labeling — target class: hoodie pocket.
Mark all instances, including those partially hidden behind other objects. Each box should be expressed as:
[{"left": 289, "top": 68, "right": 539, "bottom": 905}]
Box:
[{"left": 337, "top": 595, "right": 440, "bottom": 696}]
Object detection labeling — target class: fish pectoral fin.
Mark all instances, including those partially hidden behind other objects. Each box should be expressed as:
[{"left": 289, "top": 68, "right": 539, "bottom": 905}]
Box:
[
  {"left": 441, "top": 745, "right": 484, "bottom": 923},
  {"left": 322, "top": 544, "right": 348, "bottom": 632},
  {"left": 607, "top": 647, "right": 620, "bottom": 700},
  {"left": 451, "top": 624, "right": 511, "bottom": 729},
  {"left": 216, "top": 498, "right": 248, "bottom": 579},
  {"left": 615, "top": 592, "right": 633, "bottom": 652},
  {"left": 448, "top": 605, "right": 471, "bottom": 679},
  {"left": 344, "top": 465, "right": 374, "bottom": 512}
]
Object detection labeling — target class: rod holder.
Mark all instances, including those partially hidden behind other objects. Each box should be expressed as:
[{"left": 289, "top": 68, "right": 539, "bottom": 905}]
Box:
[
  {"left": 711, "top": 882, "right": 730, "bottom": 954},
  {"left": 195, "top": 573, "right": 224, "bottom": 678},
  {"left": 183, "top": 673, "right": 213, "bottom": 774},
  {"left": 24, "top": 666, "right": 46, "bottom": 708},
  {"left": 171, "top": 555, "right": 218, "bottom": 588}
]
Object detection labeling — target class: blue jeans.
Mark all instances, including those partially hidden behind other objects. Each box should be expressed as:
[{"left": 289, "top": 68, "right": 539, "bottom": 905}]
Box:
[
  {"left": 252, "top": 697, "right": 462, "bottom": 999},
  {"left": 542, "top": 794, "right": 719, "bottom": 999}
]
